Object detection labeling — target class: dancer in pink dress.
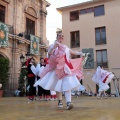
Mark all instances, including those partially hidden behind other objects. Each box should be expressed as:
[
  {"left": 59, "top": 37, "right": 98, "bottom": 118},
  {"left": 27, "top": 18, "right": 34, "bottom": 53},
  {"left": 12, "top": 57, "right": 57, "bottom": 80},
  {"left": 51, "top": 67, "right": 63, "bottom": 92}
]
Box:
[
  {"left": 92, "top": 66, "right": 114, "bottom": 98},
  {"left": 34, "top": 33, "right": 85, "bottom": 110}
]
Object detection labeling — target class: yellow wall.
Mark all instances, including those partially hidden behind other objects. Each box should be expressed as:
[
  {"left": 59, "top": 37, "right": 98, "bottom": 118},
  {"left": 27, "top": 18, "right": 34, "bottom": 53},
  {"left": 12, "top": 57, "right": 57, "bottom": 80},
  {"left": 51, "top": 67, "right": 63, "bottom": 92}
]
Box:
[{"left": 58, "top": 0, "right": 120, "bottom": 93}]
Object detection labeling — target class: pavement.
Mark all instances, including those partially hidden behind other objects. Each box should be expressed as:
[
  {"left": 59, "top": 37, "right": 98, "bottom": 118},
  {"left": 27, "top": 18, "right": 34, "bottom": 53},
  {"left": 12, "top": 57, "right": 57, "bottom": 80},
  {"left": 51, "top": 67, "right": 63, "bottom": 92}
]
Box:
[{"left": 0, "top": 96, "right": 120, "bottom": 120}]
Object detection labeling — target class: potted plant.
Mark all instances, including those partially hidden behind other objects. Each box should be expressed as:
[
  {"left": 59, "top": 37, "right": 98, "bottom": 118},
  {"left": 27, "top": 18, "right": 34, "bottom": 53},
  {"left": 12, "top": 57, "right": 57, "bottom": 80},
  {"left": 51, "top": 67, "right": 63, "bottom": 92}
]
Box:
[{"left": 0, "top": 58, "right": 9, "bottom": 97}]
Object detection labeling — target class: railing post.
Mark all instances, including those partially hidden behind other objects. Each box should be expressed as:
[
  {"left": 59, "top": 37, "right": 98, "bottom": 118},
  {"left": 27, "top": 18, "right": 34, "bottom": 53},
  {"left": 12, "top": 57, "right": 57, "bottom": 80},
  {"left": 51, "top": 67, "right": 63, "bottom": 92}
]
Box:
[{"left": 113, "top": 78, "right": 119, "bottom": 97}]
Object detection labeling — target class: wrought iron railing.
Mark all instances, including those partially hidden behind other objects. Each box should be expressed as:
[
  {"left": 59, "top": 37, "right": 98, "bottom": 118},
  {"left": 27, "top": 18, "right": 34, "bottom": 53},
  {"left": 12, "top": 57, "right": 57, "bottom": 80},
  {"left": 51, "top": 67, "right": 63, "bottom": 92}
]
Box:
[
  {"left": 94, "top": 61, "right": 108, "bottom": 69},
  {"left": 7, "top": 24, "right": 14, "bottom": 34},
  {"left": 0, "top": 22, "right": 14, "bottom": 34},
  {"left": 23, "top": 32, "right": 46, "bottom": 45}
]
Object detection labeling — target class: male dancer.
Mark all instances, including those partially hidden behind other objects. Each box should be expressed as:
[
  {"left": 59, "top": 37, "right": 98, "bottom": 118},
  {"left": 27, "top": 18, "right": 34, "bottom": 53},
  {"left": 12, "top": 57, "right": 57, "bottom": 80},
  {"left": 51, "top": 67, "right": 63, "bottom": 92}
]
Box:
[
  {"left": 26, "top": 57, "right": 37, "bottom": 101},
  {"left": 36, "top": 58, "right": 50, "bottom": 101}
]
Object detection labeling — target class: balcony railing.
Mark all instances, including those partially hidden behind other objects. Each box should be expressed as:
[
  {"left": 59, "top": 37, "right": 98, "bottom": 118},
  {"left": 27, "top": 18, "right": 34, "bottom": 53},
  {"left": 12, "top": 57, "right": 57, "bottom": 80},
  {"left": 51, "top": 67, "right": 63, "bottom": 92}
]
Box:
[
  {"left": 0, "top": 22, "right": 14, "bottom": 34},
  {"left": 97, "top": 62, "right": 108, "bottom": 68},
  {"left": 24, "top": 33, "right": 30, "bottom": 40},
  {"left": 23, "top": 32, "right": 46, "bottom": 45},
  {"left": 94, "top": 61, "right": 108, "bottom": 69},
  {"left": 7, "top": 24, "right": 14, "bottom": 34}
]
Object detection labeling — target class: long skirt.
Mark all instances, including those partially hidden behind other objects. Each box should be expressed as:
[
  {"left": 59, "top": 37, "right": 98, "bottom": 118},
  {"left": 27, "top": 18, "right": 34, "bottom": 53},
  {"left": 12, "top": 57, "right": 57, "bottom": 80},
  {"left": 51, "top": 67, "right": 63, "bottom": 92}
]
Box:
[{"left": 34, "top": 70, "right": 80, "bottom": 92}]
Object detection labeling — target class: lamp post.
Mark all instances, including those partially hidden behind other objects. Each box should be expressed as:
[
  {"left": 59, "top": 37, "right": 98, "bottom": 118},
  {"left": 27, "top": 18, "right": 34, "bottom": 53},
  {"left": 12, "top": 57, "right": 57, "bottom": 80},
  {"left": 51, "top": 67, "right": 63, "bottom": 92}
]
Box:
[
  {"left": 20, "top": 52, "right": 30, "bottom": 66},
  {"left": 25, "top": 52, "right": 30, "bottom": 60},
  {"left": 20, "top": 54, "right": 25, "bottom": 65},
  {"left": 45, "top": 48, "right": 48, "bottom": 58}
]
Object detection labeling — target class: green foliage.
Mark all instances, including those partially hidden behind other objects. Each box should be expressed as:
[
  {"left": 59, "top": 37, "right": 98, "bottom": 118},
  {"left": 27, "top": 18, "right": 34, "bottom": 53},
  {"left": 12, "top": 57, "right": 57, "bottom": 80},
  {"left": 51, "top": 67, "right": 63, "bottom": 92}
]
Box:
[
  {"left": 18, "top": 68, "right": 27, "bottom": 95},
  {"left": 0, "top": 58, "right": 9, "bottom": 90}
]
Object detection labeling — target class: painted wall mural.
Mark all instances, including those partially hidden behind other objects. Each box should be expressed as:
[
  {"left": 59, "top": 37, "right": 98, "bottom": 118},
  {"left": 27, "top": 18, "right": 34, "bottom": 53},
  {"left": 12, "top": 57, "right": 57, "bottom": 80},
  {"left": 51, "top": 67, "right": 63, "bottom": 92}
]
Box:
[{"left": 82, "top": 48, "right": 94, "bottom": 69}]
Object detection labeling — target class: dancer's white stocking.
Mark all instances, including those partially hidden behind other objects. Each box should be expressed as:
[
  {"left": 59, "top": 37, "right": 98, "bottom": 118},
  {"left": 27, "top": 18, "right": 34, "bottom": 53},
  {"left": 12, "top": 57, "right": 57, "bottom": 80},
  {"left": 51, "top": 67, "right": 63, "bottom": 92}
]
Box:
[{"left": 65, "top": 90, "right": 71, "bottom": 103}]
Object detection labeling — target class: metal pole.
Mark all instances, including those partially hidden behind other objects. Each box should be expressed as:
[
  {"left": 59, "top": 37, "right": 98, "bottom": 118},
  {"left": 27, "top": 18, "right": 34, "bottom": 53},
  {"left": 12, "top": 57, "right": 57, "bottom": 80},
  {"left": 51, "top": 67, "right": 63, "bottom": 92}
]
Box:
[{"left": 113, "top": 78, "right": 119, "bottom": 97}]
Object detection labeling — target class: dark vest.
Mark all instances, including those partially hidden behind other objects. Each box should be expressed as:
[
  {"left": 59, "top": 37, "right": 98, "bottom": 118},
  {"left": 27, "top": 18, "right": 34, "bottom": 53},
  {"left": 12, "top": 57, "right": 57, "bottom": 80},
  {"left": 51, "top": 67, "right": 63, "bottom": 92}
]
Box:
[
  {"left": 40, "top": 63, "right": 46, "bottom": 67},
  {"left": 27, "top": 64, "right": 35, "bottom": 77}
]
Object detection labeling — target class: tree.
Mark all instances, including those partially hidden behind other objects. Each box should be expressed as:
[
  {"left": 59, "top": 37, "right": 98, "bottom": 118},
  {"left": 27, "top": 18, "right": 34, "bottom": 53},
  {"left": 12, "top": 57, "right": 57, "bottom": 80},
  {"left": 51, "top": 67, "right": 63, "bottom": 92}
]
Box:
[
  {"left": 18, "top": 67, "right": 27, "bottom": 96},
  {"left": 0, "top": 58, "right": 9, "bottom": 90}
]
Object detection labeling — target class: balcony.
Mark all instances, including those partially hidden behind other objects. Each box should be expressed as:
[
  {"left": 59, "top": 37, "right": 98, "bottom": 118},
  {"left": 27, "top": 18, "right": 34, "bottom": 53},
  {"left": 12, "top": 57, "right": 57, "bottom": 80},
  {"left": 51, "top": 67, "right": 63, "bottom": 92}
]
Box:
[
  {"left": 94, "top": 61, "right": 108, "bottom": 69},
  {"left": 23, "top": 32, "right": 46, "bottom": 45},
  {"left": 97, "top": 62, "right": 108, "bottom": 68},
  {"left": 0, "top": 22, "right": 14, "bottom": 34},
  {"left": 24, "top": 33, "right": 30, "bottom": 40},
  {"left": 7, "top": 24, "right": 14, "bottom": 34}
]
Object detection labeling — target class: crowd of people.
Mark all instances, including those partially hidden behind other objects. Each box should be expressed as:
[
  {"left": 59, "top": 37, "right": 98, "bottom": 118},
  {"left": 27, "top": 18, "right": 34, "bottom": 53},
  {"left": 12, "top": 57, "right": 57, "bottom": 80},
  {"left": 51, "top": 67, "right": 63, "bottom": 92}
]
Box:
[
  {"left": 25, "top": 56, "right": 57, "bottom": 102},
  {"left": 25, "top": 32, "right": 115, "bottom": 110}
]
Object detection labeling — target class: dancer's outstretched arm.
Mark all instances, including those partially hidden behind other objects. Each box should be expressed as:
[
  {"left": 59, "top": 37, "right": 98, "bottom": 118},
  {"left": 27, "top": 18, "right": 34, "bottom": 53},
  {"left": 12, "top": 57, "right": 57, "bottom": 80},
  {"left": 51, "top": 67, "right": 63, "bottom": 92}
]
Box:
[{"left": 70, "top": 49, "right": 85, "bottom": 57}]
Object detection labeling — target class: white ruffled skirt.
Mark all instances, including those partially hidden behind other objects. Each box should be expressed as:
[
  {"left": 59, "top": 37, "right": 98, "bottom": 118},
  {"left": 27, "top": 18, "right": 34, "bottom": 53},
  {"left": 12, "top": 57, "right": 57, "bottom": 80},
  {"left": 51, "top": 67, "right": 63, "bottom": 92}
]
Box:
[
  {"left": 34, "top": 70, "right": 80, "bottom": 92},
  {"left": 78, "top": 84, "right": 86, "bottom": 92},
  {"left": 98, "top": 81, "right": 109, "bottom": 92}
]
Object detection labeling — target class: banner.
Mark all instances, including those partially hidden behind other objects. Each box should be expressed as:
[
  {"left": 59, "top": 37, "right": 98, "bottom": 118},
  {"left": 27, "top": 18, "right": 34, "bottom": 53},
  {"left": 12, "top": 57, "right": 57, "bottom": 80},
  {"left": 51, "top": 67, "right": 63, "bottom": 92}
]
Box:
[
  {"left": 0, "top": 22, "right": 9, "bottom": 47},
  {"left": 30, "top": 34, "right": 39, "bottom": 55}
]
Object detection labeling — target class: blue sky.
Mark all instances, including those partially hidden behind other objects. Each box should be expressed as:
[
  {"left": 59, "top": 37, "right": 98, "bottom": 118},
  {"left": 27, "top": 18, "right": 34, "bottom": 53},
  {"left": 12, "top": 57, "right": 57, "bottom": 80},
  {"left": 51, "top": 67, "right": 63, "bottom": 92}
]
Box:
[{"left": 46, "top": 0, "right": 91, "bottom": 44}]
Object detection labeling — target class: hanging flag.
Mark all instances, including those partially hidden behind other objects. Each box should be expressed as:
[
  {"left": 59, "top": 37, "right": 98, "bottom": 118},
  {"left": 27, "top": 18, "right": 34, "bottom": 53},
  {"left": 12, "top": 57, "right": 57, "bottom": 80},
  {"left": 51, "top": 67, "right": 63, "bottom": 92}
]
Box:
[
  {"left": 0, "top": 22, "right": 9, "bottom": 47},
  {"left": 30, "top": 34, "right": 39, "bottom": 55}
]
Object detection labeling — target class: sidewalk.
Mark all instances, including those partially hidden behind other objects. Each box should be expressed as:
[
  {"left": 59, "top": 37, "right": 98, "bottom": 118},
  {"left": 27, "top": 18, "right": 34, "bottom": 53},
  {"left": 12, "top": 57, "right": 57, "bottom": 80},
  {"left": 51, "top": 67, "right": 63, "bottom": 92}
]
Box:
[{"left": 0, "top": 96, "right": 120, "bottom": 120}]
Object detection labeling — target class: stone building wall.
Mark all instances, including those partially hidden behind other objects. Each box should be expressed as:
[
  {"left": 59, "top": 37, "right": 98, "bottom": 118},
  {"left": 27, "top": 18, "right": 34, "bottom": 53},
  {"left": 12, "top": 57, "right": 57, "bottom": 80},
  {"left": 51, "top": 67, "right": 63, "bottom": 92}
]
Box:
[{"left": 0, "top": 0, "right": 50, "bottom": 95}]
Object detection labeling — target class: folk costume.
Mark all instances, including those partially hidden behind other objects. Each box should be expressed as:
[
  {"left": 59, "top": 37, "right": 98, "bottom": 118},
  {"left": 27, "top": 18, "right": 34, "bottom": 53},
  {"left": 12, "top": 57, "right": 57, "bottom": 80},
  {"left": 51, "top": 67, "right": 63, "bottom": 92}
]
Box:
[
  {"left": 36, "top": 59, "right": 50, "bottom": 101},
  {"left": 34, "top": 41, "right": 84, "bottom": 109},
  {"left": 92, "top": 66, "right": 114, "bottom": 97},
  {"left": 26, "top": 58, "right": 37, "bottom": 100},
  {"left": 50, "top": 91, "right": 57, "bottom": 100}
]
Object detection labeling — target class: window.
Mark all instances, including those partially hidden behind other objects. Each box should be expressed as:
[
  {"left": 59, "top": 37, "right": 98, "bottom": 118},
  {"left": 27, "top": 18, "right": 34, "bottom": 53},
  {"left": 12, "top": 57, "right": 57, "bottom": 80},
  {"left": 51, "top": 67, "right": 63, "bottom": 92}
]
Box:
[
  {"left": 0, "top": 5, "right": 5, "bottom": 23},
  {"left": 95, "top": 27, "right": 106, "bottom": 45},
  {"left": 80, "top": 8, "right": 93, "bottom": 15},
  {"left": 94, "top": 5, "right": 104, "bottom": 16},
  {"left": 96, "top": 50, "right": 108, "bottom": 68},
  {"left": 70, "top": 11, "right": 79, "bottom": 21},
  {"left": 80, "top": 9, "right": 86, "bottom": 14},
  {"left": 25, "top": 18, "right": 35, "bottom": 40},
  {"left": 71, "top": 31, "right": 80, "bottom": 48},
  {"left": 87, "top": 8, "right": 93, "bottom": 13},
  {"left": 71, "top": 55, "right": 80, "bottom": 59}
]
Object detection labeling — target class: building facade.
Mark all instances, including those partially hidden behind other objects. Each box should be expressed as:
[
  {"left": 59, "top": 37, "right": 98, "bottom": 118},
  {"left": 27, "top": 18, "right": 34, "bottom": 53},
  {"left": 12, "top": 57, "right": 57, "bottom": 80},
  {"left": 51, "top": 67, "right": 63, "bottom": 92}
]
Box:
[
  {"left": 0, "top": 0, "right": 50, "bottom": 95},
  {"left": 57, "top": 0, "right": 120, "bottom": 94}
]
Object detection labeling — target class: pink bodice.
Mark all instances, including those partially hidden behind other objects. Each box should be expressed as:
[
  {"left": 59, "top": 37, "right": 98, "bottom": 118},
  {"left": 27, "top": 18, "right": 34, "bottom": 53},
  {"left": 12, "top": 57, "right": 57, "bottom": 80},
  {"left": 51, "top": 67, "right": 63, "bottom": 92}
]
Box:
[{"left": 40, "top": 44, "right": 84, "bottom": 80}]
